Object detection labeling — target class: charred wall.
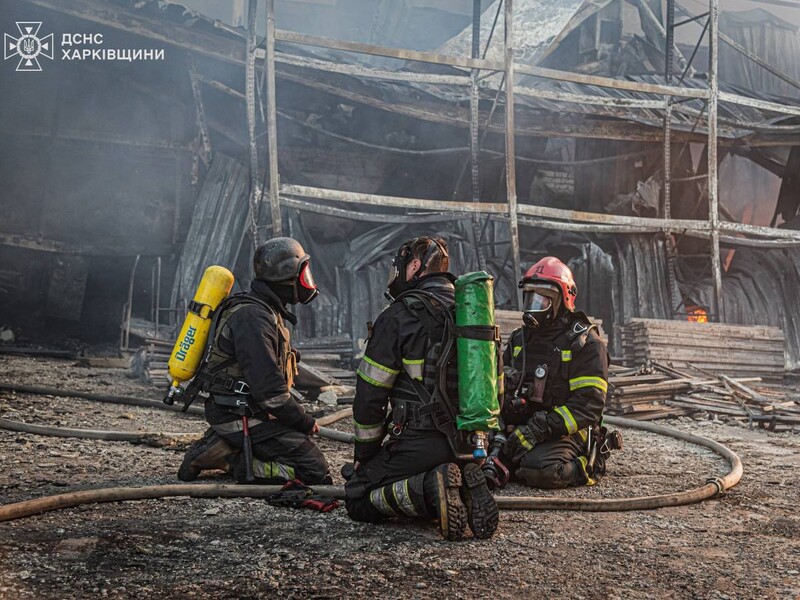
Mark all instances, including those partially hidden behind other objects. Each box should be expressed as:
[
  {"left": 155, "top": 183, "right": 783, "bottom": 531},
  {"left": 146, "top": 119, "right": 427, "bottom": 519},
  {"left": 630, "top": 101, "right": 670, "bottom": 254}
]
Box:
[{"left": 0, "top": 3, "right": 198, "bottom": 344}]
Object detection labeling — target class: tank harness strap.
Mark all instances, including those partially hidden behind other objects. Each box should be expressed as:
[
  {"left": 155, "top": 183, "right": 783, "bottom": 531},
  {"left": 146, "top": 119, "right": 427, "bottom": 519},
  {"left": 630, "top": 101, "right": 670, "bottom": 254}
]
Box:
[
  {"left": 199, "top": 293, "right": 279, "bottom": 406},
  {"left": 391, "top": 290, "right": 455, "bottom": 432},
  {"left": 187, "top": 299, "right": 208, "bottom": 316},
  {"left": 558, "top": 319, "right": 596, "bottom": 379},
  {"left": 455, "top": 325, "right": 499, "bottom": 342},
  {"left": 397, "top": 290, "right": 447, "bottom": 344}
]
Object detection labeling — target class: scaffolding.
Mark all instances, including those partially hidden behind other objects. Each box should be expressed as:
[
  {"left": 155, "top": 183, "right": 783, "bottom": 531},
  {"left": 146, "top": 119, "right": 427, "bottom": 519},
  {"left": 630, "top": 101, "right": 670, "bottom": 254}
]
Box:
[
  {"left": 31, "top": 0, "right": 800, "bottom": 317},
  {"left": 232, "top": 0, "right": 800, "bottom": 318}
]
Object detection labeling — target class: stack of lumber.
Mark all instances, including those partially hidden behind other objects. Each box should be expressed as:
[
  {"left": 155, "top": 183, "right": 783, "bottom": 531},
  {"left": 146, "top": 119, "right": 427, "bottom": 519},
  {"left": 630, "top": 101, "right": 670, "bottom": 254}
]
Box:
[
  {"left": 135, "top": 338, "right": 173, "bottom": 385},
  {"left": 605, "top": 361, "right": 800, "bottom": 430},
  {"left": 619, "top": 318, "right": 785, "bottom": 381},
  {"left": 605, "top": 365, "right": 697, "bottom": 420},
  {"left": 666, "top": 368, "right": 800, "bottom": 432}
]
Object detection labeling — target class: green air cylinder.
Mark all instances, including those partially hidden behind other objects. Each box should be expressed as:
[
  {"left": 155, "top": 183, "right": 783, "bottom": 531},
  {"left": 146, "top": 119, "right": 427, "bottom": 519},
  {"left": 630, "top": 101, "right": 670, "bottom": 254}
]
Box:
[{"left": 454, "top": 271, "right": 500, "bottom": 433}]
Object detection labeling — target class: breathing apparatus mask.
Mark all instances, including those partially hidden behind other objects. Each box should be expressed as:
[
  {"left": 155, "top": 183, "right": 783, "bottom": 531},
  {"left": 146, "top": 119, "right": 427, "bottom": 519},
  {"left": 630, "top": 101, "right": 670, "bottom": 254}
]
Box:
[
  {"left": 272, "top": 261, "right": 319, "bottom": 306},
  {"left": 521, "top": 281, "right": 562, "bottom": 329},
  {"left": 253, "top": 237, "right": 319, "bottom": 306},
  {"left": 386, "top": 237, "right": 448, "bottom": 301}
]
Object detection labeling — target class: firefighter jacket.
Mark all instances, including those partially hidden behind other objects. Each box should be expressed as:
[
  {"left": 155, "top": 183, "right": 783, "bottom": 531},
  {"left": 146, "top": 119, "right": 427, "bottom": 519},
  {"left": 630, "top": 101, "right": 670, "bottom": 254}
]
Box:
[
  {"left": 202, "top": 279, "right": 315, "bottom": 434},
  {"left": 352, "top": 274, "right": 456, "bottom": 465},
  {"left": 502, "top": 311, "right": 608, "bottom": 445}
]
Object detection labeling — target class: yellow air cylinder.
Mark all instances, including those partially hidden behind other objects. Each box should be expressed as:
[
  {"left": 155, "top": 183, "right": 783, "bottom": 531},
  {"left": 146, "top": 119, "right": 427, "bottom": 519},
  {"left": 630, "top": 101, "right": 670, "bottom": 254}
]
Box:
[{"left": 164, "top": 266, "right": 235, "bottom": 403}]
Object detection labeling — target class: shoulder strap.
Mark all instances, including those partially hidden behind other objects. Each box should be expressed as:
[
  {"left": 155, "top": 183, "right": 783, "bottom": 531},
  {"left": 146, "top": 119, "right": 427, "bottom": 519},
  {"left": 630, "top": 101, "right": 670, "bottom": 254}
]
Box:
[
  {"left": 396, "top": 289, "right": 452, "bottom": 343},
  {"left": 201, "top": 293, "right": 279, "bottom": 373}
]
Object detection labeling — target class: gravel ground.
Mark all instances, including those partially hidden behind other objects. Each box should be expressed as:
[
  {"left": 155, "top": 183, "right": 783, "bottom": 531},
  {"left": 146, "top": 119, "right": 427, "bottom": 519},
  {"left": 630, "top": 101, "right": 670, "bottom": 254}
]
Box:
[{"left": 0, "top": 355, "right": 799, "bottom": 599}]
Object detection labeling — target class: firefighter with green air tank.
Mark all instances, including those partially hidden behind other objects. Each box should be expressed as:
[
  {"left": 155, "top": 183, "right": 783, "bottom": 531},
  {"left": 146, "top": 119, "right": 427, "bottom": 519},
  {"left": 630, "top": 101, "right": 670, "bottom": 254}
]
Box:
[{"left": 343, "top": 236, "right": 502, "bottom": 540}]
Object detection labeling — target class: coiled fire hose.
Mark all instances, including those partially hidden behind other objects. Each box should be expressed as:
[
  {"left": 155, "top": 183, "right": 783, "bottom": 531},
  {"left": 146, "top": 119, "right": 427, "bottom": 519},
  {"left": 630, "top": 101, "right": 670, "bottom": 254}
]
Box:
[{"left": 0, "top": 383, "right": 742, "bottom": 522}]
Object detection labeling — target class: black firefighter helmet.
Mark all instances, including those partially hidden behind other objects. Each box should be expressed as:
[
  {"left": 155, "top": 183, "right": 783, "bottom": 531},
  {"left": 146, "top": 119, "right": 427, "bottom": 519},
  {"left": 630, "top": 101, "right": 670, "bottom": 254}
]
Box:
[{"left": 253, "top": 237, "right": 318, "bottom": 305}]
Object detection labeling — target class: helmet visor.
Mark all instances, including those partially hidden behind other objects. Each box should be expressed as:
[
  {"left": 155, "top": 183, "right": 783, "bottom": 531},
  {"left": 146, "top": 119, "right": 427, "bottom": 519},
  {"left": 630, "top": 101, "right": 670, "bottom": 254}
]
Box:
[
  {"left": 299, "top": 262, "right": 316, "bottom": 290},
  {"left": 522, "top": 291, "right": 552, "bottom": 313},
  {"left": 521, "top": 282, "right": 560, "bottom": 312}
]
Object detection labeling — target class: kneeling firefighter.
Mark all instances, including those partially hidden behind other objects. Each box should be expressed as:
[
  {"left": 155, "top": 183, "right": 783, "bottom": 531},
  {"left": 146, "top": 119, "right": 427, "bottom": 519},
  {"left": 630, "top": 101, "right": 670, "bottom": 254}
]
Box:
[
  {"left": 177, "top": 237, "right": 332, "bottom": 485},
  {"left": 344, "top": 236, "right": 502, "bottom": 540},
  {"left": 495, "top": 256, "right": 621, "bottom": 489}
]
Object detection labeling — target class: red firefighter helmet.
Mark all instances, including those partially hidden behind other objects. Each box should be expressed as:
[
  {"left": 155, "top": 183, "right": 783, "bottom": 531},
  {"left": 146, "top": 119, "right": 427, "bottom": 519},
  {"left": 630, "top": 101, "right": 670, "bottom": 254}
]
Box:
[{"left": 519, "top": 257, "right": 577, "bottom": 312}]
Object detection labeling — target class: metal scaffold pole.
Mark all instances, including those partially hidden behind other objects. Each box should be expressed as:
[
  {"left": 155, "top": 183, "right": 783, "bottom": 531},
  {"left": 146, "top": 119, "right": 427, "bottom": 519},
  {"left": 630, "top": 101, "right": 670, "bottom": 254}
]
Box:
[
  {"left": 663, "top": 0, "right": 679, "bottom": 317},
  {"left": 266, "top": 0, "right": 283, "bottom": 236},
  {"left": 245, "top": 0, "right": 261, "bottom": 249},
  {"left": 504, "top": 0, "right": 522, "bottom": 309},
  {"left": 708, "top": 0, "right": 723, "bottom": 320},
  {"left": 470, "top": 0, "right": 487, "bottom": 271}
]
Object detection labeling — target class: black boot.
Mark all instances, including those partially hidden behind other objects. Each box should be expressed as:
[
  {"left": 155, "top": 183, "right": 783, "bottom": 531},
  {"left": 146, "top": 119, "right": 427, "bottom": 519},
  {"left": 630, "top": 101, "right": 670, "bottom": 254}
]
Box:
[
  {"left": 423, "top": 463, "right": 468, "bottom": 541},
  {"left": 177, "top": 428, "right": 236, "bottom": 481},
  {"left": 461, "top": 463, "right": 499, "bottom": 539}
]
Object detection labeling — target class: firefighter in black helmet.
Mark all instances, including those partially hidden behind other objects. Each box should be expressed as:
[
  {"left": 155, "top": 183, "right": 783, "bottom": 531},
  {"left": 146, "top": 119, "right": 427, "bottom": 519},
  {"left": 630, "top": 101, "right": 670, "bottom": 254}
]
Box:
[
  {"left": 177, "top": 237, "right": 331, "bottom": 485},
  {"left": 343, "top": 237, "right": 499, "bottom": 541}
]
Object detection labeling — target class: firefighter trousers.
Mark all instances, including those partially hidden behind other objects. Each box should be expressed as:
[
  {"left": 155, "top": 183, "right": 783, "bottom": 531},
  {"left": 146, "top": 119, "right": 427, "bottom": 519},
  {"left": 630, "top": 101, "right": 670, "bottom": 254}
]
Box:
[
  {"left": 345, "top": 431, "right": 457, "bottom": 523},
  {"left": 206, "top": 399, "right": 331, "bottom": 485},
  {"left": 510, "top": 432, "right": 593, "bottom": 489}
]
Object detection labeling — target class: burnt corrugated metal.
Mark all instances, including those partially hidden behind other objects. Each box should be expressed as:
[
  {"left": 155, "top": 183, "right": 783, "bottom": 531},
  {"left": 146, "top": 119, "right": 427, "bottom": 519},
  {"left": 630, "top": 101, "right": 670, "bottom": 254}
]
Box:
[
  {"left": 169, "top": 154, "right": 250, "bottom": 308},
  {"left": 678, "top": 247, "right": 800, "bottom": 370}
]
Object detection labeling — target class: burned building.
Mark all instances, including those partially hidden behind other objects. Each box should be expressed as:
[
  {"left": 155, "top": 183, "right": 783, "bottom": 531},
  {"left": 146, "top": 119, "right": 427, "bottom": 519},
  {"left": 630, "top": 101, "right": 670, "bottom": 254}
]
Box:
[{"left": 2, "top": 0, "right": 800, "bottom": 373}]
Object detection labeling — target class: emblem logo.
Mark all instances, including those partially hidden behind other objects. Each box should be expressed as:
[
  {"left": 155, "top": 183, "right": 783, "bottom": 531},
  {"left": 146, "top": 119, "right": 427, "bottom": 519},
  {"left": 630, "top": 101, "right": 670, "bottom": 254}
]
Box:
[{"left": 4, "top": 22, "right": 53, "bottom": 71}]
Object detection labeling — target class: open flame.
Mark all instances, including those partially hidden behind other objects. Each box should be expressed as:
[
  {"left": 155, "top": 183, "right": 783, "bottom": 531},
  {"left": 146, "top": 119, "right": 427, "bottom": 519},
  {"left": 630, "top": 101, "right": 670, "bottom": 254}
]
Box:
[{"left": 686, "top": 307, "right": 708, "bottom": 323}]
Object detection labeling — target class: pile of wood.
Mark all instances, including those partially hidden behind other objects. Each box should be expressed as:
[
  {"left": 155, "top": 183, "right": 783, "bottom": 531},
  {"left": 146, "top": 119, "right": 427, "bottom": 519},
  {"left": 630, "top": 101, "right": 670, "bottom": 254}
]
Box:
[
  {"left": 606, "top": 364, "right": 698, "bottom": 420},
  {"left": 606, "top": 361, "right": 800, "bottom": 431},
  {"left": 133, "top": 338, "right": 173, "bottom": 385},
  {"left": 619, "top": 318, "right": 785, "bottom": 381}
]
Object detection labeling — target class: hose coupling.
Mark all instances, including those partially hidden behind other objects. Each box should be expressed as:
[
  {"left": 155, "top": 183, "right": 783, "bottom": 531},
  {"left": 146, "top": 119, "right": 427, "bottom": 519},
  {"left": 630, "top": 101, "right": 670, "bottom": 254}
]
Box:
[{"left": 705, "top": 476, "right": 726, "bottom": 497}]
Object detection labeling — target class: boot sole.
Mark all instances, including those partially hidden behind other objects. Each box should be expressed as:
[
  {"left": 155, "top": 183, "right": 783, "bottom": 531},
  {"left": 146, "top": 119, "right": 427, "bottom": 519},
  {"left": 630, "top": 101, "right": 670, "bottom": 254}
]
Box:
[
  {"left": 177, "top": 429, "right": 233, "bottom": 482},
  {"left": 177, "top": 463, "right": 200, "bottom": 482},
  {"left": 435, "top": 464, "right": 468, "bottom": 541},
  {"left": 462, "top": 463, "right": 499, "bottom": 540}
]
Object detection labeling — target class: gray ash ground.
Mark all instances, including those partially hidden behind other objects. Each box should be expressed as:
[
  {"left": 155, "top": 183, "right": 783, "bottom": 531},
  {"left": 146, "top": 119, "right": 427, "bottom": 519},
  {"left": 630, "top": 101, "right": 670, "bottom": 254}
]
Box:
[{"left": 1, "top": 355, "right": 799, "bottom": 599}]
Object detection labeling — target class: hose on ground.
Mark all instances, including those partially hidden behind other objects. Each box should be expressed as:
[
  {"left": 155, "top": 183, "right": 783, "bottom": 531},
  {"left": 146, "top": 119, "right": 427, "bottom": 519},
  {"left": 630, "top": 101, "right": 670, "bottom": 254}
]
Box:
[
  {"left": 0, "top": 418, "right": 198, "bottom": 447},
  {"left": 0, "top": 382, "right": 743, "bottom": 520},
  {"left": 0, "top": 414, "right": 742, "bottom": 522},
  {"left": 0, "top": 383, "right": 353, "bottom": 443},
  {"left": 0, "top": 382, "right": 205, "bottom": 415},
  {"left": 0, "top": 484, "right": 345, "bottom": 523},
  {"left": 0, "top": 417, "right": 353, "bottom": 447}
]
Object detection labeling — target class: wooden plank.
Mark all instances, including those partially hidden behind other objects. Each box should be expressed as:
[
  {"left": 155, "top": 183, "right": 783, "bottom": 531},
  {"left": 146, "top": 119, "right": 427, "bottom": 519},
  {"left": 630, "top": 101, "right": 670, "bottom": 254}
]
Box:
[
  {"left": 514, "top": 64, "right": 708, "bottom": 99},
  {"left": 625, "top": 319, "right": 784, "bottom": 338},
  {"left": 626, "top": 327, "right": 785, "bottom": 343}
]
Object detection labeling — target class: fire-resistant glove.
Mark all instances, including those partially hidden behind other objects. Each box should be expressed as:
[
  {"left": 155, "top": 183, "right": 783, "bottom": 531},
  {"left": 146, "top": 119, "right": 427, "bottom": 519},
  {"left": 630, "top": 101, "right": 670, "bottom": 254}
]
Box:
[
  {"left": 301, "top": 496, "right": 339, "bottom": 513},
  {"left": 507, "top": 424, "right": 537, "bottom": 456},
  {"left": 506, "top": 411, "right": 551, "bottom": 457}
]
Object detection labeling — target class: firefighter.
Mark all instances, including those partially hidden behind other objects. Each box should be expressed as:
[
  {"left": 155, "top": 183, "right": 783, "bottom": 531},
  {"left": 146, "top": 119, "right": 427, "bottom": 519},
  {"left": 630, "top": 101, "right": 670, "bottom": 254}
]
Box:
[
  {"left": 344, "top": 237, "right": 499, "bottom": 540},
  {"left": 177, "top": 237, "right": 331, "bottom": 485},
  {"left": 501, "top": 256, "right": 612, "bottom": 488}
]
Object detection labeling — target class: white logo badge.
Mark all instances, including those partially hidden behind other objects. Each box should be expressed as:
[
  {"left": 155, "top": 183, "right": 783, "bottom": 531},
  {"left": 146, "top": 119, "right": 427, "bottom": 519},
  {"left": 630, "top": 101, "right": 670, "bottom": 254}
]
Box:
[{"left": 4, "top": 22, "right": 53, "bottom": 71}]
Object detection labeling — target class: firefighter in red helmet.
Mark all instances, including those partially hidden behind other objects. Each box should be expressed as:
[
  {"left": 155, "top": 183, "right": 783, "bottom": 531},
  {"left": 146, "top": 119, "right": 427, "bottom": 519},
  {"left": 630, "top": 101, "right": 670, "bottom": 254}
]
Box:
[{"left": 495, "top": 257, "right": 620, "bottom": 489}]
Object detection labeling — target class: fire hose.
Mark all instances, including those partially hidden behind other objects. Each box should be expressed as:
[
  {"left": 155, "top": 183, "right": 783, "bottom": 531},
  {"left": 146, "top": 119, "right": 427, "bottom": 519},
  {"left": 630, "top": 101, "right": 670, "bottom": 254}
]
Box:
[
  {"left": 0, "top": 384, "right": 742, "bottom": 522},
  {"left": 0, "top": 382, "right": 354, "bottom": 444}
]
